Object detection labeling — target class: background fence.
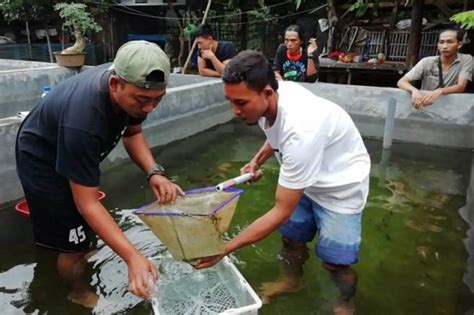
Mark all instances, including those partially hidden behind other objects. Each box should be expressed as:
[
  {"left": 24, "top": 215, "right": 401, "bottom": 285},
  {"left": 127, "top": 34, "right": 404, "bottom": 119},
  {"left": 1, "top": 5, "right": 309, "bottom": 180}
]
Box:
[
  {"left": 388, "top": 30, "right": 439, "bottom": 61},
  {"left": 340, "top": 27, "right": 440, "bottom": 61},
  {"left": 0, "top": 43, "right": 97, "bottom": 65}
]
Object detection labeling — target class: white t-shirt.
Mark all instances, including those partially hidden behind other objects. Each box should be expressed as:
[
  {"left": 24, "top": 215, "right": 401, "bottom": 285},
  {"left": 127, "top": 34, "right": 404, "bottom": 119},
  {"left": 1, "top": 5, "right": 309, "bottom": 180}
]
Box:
[{"left": 259, "top": 81, "right": 370, "bottom": 214}]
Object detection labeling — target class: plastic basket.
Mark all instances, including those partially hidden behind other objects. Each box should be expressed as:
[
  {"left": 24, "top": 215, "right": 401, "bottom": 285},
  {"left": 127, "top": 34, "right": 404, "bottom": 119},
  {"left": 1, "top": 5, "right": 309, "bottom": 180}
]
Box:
[
  {"left": 152, "top": 256, "right": 262, "bottom": 315},
  {"left": 134, "top": 187, "right": 243, "bottom": 262}
]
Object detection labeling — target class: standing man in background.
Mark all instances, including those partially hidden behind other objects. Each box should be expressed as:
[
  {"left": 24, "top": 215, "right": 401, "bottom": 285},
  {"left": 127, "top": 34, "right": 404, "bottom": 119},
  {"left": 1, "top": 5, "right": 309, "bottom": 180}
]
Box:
[
  {"left": 397, "top": 28, "right": 472, "bottom": 108},
  {"left": 195, "top": 24, "right": 237, "bottom": 77}
]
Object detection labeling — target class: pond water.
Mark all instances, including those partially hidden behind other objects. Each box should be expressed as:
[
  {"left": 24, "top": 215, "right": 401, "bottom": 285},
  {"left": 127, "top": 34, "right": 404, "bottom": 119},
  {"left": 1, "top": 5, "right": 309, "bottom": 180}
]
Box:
[{"left": 0, "top": 120, "right": 472, "bottom": 315}]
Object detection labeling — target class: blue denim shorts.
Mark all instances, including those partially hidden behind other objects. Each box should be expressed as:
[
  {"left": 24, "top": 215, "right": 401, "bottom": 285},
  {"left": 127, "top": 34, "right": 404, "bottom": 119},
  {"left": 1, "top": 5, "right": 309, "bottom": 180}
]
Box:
[{"left": 279, "top": 194, "right": 362, "bottom": 265}]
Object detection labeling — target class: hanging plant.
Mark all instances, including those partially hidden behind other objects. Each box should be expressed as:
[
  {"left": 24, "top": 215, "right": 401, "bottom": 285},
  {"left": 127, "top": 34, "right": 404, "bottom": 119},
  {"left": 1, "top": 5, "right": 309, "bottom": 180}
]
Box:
[{"left": 450, "top": 10, "right": 474, "bottom": 29}]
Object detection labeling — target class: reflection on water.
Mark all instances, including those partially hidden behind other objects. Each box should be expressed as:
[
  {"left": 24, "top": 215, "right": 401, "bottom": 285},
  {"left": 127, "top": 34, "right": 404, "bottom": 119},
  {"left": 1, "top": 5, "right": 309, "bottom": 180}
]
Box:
[
  {"left": 0, "top": 121, "right": 472, "bottom": 314},
  {"left": 0, "top": 263, "right": 35, "bottom": 311},
  {"left": 89, "top": 209, "right": 164, "bottom": 314}
]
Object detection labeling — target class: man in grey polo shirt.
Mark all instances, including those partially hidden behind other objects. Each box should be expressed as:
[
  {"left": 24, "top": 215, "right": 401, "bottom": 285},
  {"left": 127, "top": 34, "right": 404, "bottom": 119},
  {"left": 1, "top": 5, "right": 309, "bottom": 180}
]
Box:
[{"left": 397, "top": 28, "right": 472, "bottom": 109}]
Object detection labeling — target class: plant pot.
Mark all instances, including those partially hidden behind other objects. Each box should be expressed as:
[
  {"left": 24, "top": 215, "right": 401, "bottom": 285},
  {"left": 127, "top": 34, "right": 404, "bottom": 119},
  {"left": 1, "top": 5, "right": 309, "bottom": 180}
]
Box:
[{"left": 54, "top": 52, "right": 86, "bottom": 67}]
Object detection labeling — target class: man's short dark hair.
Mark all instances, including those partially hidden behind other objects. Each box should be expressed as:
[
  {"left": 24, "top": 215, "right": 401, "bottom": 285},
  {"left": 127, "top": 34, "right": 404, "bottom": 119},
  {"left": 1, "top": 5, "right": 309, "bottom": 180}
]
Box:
[
  {"left": 222, "top": 50, "right": 278, "bottom": 92},
  {"left": 440, "top": 28, "right": 464, "bottom": 42},
  {"left": 196, "top": 24, "right": 214, "bottom": 39}
]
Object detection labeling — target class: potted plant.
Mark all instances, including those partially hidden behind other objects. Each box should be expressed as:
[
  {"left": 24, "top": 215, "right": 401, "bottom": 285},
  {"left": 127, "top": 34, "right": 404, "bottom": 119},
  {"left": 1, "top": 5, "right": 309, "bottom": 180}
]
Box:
[{"left": 54, "top": 2, "right": 102, "bottom": 67}]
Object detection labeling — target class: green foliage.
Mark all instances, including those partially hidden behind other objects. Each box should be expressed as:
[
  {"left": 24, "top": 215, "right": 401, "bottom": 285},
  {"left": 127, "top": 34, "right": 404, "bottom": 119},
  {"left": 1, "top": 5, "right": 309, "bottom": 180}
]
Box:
[
  {"left": 83, "top": 0, "right": 108, "bottom": 15},
  {"left": 248, "top": 1, "right": 269, "bottom": 20},
  {"left": 0, "top": 0, "right": 52, "bottom": 23},
  {"left": 54, "top": 2, "right": 102, "bottom": 34},
  {"left": 294, "top": 0, "right": 302, "bottom": 10},
  {"left": 349, "top": 0, "right": 380, "bottom": 18},
  {"left": 184, "top": 23, "right": 197, "bottom": 39},
  {"left": 0, "top": 0, "right": 107, "bottom": 24},
  {"left": 450, "top": 10, "right": 474, "bottom": 29}
]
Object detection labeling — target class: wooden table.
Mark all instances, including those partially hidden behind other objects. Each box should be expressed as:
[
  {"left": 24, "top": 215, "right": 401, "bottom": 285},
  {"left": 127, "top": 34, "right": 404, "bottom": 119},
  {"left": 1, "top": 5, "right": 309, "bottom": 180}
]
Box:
[{"left": 319, "top": 59, "right": 408, "bottom": 85}]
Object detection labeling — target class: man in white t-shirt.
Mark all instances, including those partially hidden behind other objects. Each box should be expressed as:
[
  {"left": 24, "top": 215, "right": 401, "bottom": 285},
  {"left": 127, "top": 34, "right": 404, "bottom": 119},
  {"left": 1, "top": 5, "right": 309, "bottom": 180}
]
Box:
[{"left": 196, "top": 50, "right": 370, "bottom": 312}]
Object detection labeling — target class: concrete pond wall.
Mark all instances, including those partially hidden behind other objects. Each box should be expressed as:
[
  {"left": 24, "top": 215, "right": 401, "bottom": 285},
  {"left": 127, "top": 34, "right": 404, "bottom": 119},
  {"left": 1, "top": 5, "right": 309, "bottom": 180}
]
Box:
[
  {"left": 0, "top": 60, "right": 218, "bottom": 119},
  {"left": 0, "top": 59, "right": 473, "bottom": 291},
  {"left": 0, "top": 65, "right": 228, "bottom": 205},
  {"left": 303, "top": 82, "right": 473, "bottom": 149},
  {"left": 1, "top": 60, "right": 473, "bottom": 203},
  {"left": 0, "top": 60, "right": 472, "bottom": 204}
]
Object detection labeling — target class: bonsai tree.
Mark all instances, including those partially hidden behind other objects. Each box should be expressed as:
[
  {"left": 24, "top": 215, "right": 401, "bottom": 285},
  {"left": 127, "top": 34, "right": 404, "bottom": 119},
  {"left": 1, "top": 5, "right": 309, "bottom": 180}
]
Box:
[{"left": 54, "top": 2, "right": 102, "bottom": 54}]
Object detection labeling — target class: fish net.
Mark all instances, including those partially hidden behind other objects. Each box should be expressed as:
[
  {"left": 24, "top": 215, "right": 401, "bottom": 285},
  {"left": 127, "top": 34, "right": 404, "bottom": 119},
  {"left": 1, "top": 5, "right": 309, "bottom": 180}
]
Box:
[{"left": 134, "top": 187, "right": 242, "bottom": 262}]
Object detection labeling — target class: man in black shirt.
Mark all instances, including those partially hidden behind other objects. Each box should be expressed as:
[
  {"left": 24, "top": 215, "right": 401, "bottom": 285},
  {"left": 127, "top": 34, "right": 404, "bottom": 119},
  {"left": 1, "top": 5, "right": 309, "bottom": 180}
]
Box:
[
  {"left": 16, "top": 41, "right": 183, "bottom": 308},
  {"left": 195, "top": 24, "right": 236, "bottom": 77},
  {"left": 273, "top": 25, "right": 319, "bottom": 83}
]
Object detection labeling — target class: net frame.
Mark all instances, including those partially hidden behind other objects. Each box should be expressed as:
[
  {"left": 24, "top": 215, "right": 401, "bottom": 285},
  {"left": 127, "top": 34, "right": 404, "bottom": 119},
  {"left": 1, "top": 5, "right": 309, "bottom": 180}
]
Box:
[
  {"left": 133, "top": 186, "right": 243, "bottom": 261},
  {"left": 133, "top": 186, "right": 243, "bottom": 217}
]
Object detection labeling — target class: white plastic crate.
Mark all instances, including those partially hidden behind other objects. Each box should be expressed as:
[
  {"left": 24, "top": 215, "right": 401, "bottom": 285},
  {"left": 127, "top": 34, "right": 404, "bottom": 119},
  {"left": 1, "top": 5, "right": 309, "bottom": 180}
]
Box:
[{"left": 151, "top": 256, "right": 262, "bottom": 315}]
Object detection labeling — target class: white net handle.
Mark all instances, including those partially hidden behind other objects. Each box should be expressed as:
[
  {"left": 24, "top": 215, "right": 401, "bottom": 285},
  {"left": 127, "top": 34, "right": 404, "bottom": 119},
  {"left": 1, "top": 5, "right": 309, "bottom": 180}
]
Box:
[{"left": 215, "top": 173, "right": 254, "bottom": 192}]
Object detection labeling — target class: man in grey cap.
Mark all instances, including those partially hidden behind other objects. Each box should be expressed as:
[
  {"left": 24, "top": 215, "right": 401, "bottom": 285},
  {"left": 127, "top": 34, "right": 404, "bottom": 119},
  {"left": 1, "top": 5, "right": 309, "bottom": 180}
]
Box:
[{"left": 16, "top": 40, "right": 182, "bottom": 308}]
